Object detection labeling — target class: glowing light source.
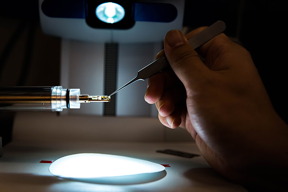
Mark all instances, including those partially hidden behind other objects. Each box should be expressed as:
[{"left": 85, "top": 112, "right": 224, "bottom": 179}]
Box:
[
  {"left": 49, "top": 153, "right": 166, "bottom": 184},
  {"left": 96, "top": 2, "right": 125, "bottom": 24}
]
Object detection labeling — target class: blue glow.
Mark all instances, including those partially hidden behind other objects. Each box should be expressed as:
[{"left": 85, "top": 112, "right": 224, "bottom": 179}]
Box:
[{"left": 96, "top": 2, "right": 125, "bottom": 24}]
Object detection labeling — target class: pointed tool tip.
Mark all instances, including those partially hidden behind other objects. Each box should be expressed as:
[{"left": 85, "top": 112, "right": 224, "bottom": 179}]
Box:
[{"left": 109, "top": 92, "right": 116, "bottom": 97}]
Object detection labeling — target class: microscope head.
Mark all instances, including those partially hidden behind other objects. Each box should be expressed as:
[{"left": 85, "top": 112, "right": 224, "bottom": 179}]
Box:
[{"left": 39, "top": 0, "right": 185, "bottom": 43}]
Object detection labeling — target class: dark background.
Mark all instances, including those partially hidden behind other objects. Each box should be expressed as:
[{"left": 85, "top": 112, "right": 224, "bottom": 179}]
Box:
[{"left": 0, "top": 0, "right": 287, "bottom": 145}]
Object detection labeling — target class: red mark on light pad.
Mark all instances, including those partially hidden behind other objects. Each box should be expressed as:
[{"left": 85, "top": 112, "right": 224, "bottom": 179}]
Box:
[
  {"left": 40, "top": 160, "right": 53, "bottom": 164},
  {"left": 161, "top": 164, "right": 171, "bottom": 167}
]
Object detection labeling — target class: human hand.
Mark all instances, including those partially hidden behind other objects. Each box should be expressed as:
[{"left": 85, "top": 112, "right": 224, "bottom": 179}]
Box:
[{"left": 145, "top": 27, "right": 288, "bottom": 187}]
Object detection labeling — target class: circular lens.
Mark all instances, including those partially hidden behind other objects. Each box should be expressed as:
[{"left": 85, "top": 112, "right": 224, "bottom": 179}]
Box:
[{"left": 96, "top": 2, "right": 125, "bottom": 24}]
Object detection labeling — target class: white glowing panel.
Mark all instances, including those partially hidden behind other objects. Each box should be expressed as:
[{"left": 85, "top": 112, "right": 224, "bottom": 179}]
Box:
[{"left": 49, "top": 153, "right": 166, "bottom": 184}]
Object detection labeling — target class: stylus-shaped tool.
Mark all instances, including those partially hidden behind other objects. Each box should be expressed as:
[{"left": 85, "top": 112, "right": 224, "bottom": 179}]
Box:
[{"left": 109, "top": 20, "right": 226, "bottom": 97}]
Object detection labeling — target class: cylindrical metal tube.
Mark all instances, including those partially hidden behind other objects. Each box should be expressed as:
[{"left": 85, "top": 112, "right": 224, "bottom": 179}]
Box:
[{"left": 0, "top": 86, "right": 80, "bottom": 111}]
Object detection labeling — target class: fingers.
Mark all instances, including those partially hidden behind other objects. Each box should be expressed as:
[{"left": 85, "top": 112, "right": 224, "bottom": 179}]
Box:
[
  {"left": 145, "top": 69, "right": 179, "bottom": 104},
  {"left": 144, "top": 70, "right": 185, "bottom": 129},
  {"left": 164, "top": 30, "right": 210, "bottom": 91},
  {"left": 156, "top": 82, "right": 186, "bottom": 129},
  {"left": 144, "top": 73, "right": 165, "bottom": 104},
  {"left": 145, "top": 72, "right": 177, "bottom": 116},
  {"left": 158, "top": 113, "right": 181, "bottom": 129}
]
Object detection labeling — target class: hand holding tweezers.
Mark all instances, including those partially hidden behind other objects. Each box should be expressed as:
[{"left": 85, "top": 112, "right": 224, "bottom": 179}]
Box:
[{"left": 109, "top": 20, "right": 226, "bottom": 96}]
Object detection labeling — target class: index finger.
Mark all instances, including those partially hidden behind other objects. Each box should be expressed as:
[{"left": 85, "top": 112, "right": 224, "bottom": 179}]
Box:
[{"left": 144, "top": 72, "right": 165, "bottom": 104}]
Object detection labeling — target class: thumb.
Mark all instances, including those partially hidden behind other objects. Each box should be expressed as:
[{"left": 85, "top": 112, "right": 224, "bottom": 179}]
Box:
[{"left": 164, "top": 30, "right": 209, "bottom": 88}]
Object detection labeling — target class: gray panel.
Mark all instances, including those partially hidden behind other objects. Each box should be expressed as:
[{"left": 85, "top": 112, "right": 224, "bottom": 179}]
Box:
[{"left": 117, "top": 43, "right": 161, "bottom": 116}]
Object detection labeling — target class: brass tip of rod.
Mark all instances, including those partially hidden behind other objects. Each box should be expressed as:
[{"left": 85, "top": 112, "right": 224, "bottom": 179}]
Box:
[
  {"left": 79, "top": 95, "right": 110, "bottom": 103},
  {"left": 89, "top": 95, "right": 111, "bottom": 102}
]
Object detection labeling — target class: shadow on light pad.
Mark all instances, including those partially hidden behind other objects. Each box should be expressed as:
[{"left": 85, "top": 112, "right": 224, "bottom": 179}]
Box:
[{"left": 49, "top": 153, "right": 166, "bottom": 184}]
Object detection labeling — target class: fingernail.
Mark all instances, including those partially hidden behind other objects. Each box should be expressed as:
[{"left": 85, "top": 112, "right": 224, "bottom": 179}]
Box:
[
  {"left": 166, "top": 116, "right": 174, "bottom": 128},
  {"left": 166, "top": 30, "right": 187, "bottom": 48}
]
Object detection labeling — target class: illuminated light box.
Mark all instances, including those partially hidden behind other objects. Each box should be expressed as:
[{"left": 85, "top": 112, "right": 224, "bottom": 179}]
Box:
[{"left": 49, "top": 153, "right": 166, "bottom": 184}]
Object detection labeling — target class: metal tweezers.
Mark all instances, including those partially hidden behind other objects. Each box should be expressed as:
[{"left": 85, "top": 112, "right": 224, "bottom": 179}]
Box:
[{"left": 109, "top": 20, "right": 226, "bottom": 96}]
